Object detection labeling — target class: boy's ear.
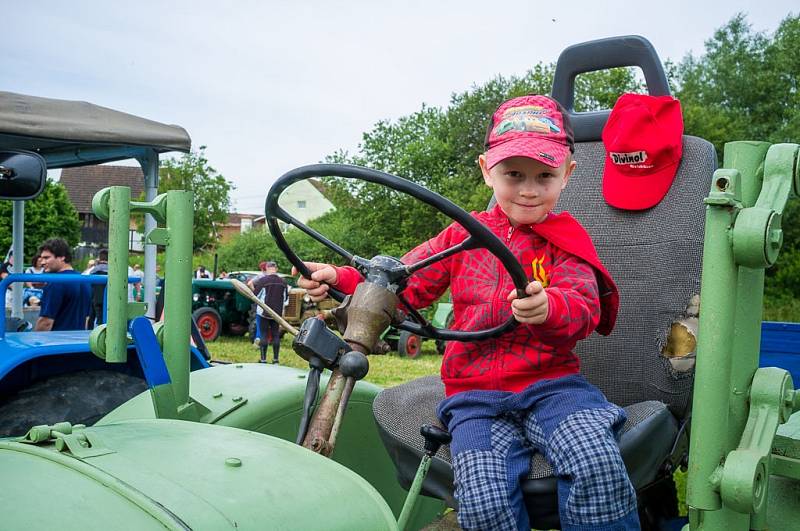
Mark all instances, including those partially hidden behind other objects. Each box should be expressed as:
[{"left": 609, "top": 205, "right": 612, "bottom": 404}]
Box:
[
  {"left": 561, "top": 159, "right": 577, "bottom": 190},
  {"left": 478, "top": 154, "right": 493, "bottom": 186}
]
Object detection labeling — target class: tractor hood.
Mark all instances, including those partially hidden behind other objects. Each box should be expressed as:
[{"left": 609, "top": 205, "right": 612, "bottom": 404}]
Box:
[{"left": 0, "top": 419, "right": 397, "bottom": 530}]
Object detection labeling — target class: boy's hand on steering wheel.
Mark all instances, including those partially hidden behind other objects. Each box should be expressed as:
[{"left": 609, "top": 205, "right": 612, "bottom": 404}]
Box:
[
  {"left": 293, "top": 262, "right": 338, "bottom": 302},
  {"left": 507, "top": 281, "right": 549, "bottom": 324}
]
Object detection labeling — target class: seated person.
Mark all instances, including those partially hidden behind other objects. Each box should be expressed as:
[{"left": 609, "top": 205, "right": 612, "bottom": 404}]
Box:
[{"left": 297, "top": 95, "right": 638, "bottom": 530}]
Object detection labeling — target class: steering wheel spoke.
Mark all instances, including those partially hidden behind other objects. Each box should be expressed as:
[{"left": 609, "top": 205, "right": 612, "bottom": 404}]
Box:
[
  {"left": 277, "top": 208, "right": 356, "bottom": 265},
  {"left": 403, "top": 236, "right": 479, "bottom": 276},
  {"left": 396, "top": 293, "right": 432, "bottom": 331}
]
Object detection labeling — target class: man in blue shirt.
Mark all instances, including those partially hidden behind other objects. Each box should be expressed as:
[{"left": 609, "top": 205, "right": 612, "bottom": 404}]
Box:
[{"left": 34, "top": 238, "right": 91, "bottom": 331}]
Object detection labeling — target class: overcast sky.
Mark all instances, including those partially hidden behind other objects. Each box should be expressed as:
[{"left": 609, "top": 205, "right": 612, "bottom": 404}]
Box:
[{"left": 5, "top": 1, "right": 796, "bottom": 214}]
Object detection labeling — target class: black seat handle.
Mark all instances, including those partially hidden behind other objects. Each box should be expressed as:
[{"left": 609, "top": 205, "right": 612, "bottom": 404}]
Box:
[{"left": 551, "top": 35, "right": 670, "bottom": 142}]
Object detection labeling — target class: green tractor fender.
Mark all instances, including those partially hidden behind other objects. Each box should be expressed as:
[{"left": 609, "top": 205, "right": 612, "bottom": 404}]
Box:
[{"left": 1, "top": 418, "right": 397, "bottom": 530}]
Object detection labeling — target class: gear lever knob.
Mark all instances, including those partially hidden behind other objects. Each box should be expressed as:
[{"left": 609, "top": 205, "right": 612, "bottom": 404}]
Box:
[{"left": 420, "top": 424, "right": 452, "bottom": 456}]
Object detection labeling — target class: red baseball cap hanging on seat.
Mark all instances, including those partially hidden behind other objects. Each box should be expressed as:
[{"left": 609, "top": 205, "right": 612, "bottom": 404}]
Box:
[{"left": 601, "top": 93, "right": 683, "bottom": 210}]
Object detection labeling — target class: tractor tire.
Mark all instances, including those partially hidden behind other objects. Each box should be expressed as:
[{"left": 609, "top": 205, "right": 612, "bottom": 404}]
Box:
[
  {"left": 398, "top": 330, "right": 422, "bottom": 359},
  {"left": 0, "top": 370, "right": 147, "bottom": 438},
  {"left": 193, "top": 307, "right": 222, "bottom": 342}
]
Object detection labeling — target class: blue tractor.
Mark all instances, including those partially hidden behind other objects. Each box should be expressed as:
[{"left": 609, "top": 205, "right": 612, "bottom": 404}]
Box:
[{"left": 0, "top": 91, "right": 209, "bottom": 437}]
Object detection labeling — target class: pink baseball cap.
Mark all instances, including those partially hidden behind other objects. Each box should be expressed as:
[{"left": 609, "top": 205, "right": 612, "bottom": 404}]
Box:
[{"left": 484, "top": 95, "right": 575, "bottom": 169}]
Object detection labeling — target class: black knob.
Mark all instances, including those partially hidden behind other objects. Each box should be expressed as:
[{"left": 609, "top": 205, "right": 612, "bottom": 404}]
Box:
[
  {"left": 339, "top": 351, "right": 369, "bottom": 380},
  {"left": 420, "top": 424, "right": 452, "bottom": 456}
]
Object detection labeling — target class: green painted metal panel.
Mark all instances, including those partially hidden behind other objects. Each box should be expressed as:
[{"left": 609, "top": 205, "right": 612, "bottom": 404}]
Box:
[
  {"left": 99, "top": 363, "right": 445, "bottom": 529},
  {"left": 2, "top": 419, "right": 397, "bottom": 530},
  {"left": 0, "top": 445, "right": 168, "bottom": 530}
]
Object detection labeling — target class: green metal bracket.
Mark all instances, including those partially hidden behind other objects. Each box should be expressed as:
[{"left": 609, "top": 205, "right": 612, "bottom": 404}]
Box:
[
  {"left": 146, "top": 227, "right": 170, "bottom": 246},
  {"left": 686, "top": 141, "right": 800, "bottom": 529},
  {"left": 90, "top": 186, "right": 133, "bottom": 364},
  {"left": 91, "top": 186, "right": 197, "bottom": 421},
  {"left": 732, "top": 144, "right": 799, "bottom": 268},
  {"left": 127, "top": 302, "right": 148, "bottom": 320},
  {"left": 719, "top": 368, "right": 793, "bottom": 515},
  {"left": 53, "top": 430, "right": 114, "bottom": 459},
  {"left": 19, "top": 422, "right": 114, "bottom": 458},
  {"left": 703, "top": 168, "right": 742, "bottom": 207}
]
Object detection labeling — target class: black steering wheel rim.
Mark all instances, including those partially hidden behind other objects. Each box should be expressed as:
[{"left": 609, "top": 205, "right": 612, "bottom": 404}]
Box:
[{"left": 265, "top": 164, "right": 529, "bottom": 341}]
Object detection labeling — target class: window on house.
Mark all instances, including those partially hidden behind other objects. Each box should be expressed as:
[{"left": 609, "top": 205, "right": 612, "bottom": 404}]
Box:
[
  {"left": 241, "top": 218, "right": 253, "bottom": 233},
  {"left": 297, "top": 200, "right": 306, "bottom": 208}
]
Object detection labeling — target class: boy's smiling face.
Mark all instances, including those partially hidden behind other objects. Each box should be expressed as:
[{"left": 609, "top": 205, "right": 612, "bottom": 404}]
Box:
[{"left": 479, "top": 155, "right": 576, "bottom": 226}]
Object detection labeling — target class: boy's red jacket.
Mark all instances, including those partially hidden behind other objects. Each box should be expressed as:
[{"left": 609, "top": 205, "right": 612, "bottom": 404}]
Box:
[{"left": 334, "top": 204, "right": 618, "bottom": 396}]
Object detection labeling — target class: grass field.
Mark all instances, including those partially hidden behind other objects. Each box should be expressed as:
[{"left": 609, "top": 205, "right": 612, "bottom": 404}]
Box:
[{"left": 208, "top": 335, "right": 443, "bottom": 388}]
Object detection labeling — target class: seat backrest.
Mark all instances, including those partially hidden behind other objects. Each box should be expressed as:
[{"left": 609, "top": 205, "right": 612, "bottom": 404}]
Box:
[
  {"left": 497, "top": 36, "right": 716, "bottom": 418},
  {"left": 555, "top": 136, "right": 714, "bottom": 418}
]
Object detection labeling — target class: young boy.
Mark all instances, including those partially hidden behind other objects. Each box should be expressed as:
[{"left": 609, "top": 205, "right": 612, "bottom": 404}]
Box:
[{"left": 297, "top": 95, "right": 639, "bottom": 530}]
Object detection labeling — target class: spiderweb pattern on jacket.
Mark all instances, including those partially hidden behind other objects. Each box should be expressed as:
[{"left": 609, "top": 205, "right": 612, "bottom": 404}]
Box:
[{"left": 401, "top": 209, "right": 600, "bottom": 386}]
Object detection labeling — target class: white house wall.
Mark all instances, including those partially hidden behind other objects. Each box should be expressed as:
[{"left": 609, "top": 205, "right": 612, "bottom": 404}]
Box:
[{"left": 276, "top": 180, "right": 335, "bottom": 224}]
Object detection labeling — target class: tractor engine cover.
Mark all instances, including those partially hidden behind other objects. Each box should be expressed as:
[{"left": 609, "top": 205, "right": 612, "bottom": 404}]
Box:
[{"left": 0, "top": 419, "right": 396, "bottom": 530}]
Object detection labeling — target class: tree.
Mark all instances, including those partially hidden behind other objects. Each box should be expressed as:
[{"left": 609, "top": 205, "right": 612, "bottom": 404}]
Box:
[
  {"left": 672, "top": 13, "right": 800, "bottom": 156},
  {"left": 158, "top": 146, "right": 234, "bottom": 251},
  {"left": 669, "top": 13, "right": 800, "bottom": 301},
  {"left": 0, "top": 179, "right": 81, "bottom": 263},
  {"left": 217, "top": 229, "right": 281, "bottom": 272}
]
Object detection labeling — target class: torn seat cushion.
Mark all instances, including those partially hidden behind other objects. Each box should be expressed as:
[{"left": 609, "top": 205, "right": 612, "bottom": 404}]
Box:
[{"left": 373, "top": 375, "right": 678, "bottom": 529}]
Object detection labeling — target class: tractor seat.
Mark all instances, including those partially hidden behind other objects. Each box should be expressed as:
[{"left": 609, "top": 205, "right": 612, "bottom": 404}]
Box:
[{"left": 373, "top": 375, "right": 678, "bottom": 529}]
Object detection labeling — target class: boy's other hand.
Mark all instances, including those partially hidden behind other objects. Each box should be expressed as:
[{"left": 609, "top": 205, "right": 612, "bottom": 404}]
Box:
[
  {"left": 292, "top": 262, "right": 338, "bottom": 302},
  {"left": 507, "top": 281, "right": 549, "bottom": 324}
]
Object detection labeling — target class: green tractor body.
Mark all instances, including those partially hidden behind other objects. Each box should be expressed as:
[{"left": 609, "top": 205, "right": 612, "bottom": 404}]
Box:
[
  {"left": 1, "top": 363, "right": 442, "bottom": 530},
  {"left": 99, "top": 363, "right": 443, "bottom": 528},
  {"left": 1, "top": 418, "right": 397, "bottom": 530}
]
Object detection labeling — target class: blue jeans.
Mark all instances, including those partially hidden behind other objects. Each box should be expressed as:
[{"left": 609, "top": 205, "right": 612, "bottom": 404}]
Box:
[{"left": 437, "top": 375, "right": 640, "bottom": 531}]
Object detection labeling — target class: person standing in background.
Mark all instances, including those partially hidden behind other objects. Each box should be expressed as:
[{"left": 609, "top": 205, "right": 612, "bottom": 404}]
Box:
[
  {"left": 248, "top": 261, "right": 288, "bottom": 364},
  {"left": 131, "top": 263, "right": 144, "bottom": 301},
  {"left": 35, "top": 238, "right": 91, "bottom": 331}
]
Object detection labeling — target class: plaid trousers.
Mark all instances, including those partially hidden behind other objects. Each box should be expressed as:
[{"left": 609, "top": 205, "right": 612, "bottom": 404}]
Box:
[{"left": 437, "top": 375, "right": 640, "bottom": 531}]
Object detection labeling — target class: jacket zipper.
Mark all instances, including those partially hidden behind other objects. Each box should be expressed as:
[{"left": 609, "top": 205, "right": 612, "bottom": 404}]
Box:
[{"left": 493, "top": 224, "right": 516, "bottom": 389}]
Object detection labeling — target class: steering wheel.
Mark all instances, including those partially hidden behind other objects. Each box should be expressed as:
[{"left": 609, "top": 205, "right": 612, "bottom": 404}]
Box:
[{"left": 265, "top": 164, "right": 529, "bottom": 342}]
